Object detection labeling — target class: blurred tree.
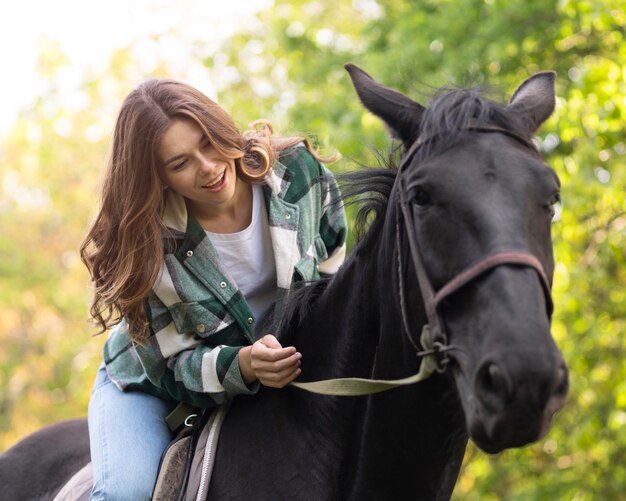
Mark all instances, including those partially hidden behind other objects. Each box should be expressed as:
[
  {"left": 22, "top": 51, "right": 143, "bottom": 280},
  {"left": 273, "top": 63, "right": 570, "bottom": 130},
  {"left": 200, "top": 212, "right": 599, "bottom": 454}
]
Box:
[{"left": 0, "top": 39, "right": 107, "bottom": 446}]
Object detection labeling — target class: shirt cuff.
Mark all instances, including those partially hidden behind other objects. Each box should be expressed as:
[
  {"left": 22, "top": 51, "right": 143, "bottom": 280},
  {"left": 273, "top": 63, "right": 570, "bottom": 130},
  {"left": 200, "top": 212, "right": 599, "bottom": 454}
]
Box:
[{"left": 218, "top": 345, "right": 260, "bottom": 396}]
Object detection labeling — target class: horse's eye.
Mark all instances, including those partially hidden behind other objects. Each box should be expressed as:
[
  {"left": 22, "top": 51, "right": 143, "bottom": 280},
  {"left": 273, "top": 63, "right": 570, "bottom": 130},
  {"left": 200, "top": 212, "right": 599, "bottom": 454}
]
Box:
[
  {"left": 550, "top": 192, "right": 561, "bottom": 206},
  {"left": 549, "top": 192, "right": 562, "bottom": 223},
  {"left": 412, "top": 187, "right": 431, "bottom": 207}
]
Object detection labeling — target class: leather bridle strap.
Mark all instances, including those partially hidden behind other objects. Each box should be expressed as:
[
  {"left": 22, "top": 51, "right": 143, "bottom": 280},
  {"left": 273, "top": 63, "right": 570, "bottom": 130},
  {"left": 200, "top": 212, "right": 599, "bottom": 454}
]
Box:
[
  {"left": 291, "top": 123, "right": 551, "bottom": 396},
  {"left": 396, "top": 189, "right": 554, "bottom": 372},
  {"left": 396, "top": 124, "right": 552, "bottom": 365},
  {"left": 432, "top": 252, "right": 553, "bottom": 315}
]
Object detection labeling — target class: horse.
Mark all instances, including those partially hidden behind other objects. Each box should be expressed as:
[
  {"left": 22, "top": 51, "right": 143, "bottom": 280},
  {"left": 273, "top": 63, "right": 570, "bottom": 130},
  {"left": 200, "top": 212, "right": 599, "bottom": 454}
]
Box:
[{"left": 0, "top": 64, "right": 568, "bottom": 500}]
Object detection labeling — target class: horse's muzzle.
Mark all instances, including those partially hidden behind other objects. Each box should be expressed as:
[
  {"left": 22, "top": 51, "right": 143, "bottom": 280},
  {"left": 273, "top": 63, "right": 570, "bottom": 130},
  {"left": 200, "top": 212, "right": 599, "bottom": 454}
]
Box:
[{"left": 467, "top": 356, "right": 569, "bottom": 453}]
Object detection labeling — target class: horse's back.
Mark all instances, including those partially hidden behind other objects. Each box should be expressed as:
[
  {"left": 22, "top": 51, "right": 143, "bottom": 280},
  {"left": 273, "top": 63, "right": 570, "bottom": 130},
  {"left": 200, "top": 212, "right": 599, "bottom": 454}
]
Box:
[{"left": 0, "top": 418, "right": 90, "bottom": 500}]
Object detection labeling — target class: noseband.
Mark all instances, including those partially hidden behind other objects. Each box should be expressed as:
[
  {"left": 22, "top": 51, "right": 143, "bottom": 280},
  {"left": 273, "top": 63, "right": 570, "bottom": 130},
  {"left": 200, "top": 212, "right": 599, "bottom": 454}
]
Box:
[{"left": 397, "top": 125, "right": 554, "bottom": 371}]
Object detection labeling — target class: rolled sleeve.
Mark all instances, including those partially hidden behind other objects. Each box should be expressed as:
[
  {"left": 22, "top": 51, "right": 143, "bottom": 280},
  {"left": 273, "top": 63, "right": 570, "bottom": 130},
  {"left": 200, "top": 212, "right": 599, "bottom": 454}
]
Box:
[
  {"left": 112, "top": 294, "right": 260, "bottom": 409},
  {"left": 157, "top": 344, "right": 258, "bottom": 408}
]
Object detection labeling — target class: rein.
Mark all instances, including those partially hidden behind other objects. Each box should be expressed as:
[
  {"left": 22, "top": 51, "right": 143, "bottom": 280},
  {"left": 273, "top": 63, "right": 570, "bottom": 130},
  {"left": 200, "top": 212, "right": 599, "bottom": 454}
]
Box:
[{"left": 291, "top": 125, "right": 553, "bottom": 396}]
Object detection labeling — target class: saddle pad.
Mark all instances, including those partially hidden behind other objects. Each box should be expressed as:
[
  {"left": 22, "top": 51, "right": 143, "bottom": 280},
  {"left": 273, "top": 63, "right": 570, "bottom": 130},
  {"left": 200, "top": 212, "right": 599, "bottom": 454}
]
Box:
[
  {"left": 184, "top": 404, "right": 229, "bottom": 501},
  {"left": 51, "top": 436, "right": 193, "bottom": 501},
  {"left": 152, "top": 435, "right": 193, "bottom": 500},
  {"left": 52, "top": 462, "right": 92, "bottom": 501},
  {"left": 53, "top": 404, "right": 228, "bottom": 501},
  {"left": 152, "top": 403, "right": 229, "bottom": 501}
]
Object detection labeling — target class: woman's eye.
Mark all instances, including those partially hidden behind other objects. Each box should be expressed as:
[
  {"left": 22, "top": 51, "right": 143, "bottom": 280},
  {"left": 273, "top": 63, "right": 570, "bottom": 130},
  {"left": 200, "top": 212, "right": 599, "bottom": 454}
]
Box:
[
  {"left": 412, "top": 187, "right": 431, "bottom": 206},
  {"left": 172, "top": 160, "right": 187, "bottom": 171}
]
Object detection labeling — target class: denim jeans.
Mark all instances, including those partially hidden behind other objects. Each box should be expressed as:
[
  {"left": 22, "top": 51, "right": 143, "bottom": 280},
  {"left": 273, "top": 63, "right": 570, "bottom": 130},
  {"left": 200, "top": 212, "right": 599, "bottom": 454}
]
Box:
[{"left": 88, "top": 364, "right": 175, "bottom": 500}]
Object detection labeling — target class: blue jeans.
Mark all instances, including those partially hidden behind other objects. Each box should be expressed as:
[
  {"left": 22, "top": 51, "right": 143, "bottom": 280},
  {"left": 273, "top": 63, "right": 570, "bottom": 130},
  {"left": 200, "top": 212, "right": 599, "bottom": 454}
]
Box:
[{"left": 88, "top": 365, "right": 175, "bottom": 500}]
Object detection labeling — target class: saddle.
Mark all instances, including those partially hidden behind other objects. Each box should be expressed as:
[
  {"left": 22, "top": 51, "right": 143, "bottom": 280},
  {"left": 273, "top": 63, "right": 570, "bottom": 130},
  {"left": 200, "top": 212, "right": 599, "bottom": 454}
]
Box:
[{"left": 53, "top": 405, "right": 228, "bottom": 501}]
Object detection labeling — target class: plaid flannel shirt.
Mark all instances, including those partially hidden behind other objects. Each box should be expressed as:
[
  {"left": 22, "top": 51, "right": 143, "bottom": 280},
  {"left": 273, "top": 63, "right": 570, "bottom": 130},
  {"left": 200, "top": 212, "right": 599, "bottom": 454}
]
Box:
[{"left": 103, "top": 145, "right": 347, "bottom": 408}]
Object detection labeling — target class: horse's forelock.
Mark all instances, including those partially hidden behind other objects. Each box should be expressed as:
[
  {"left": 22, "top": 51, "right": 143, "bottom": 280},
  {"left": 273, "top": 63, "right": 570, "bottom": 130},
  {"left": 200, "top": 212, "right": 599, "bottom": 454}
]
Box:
[{"left": 416, "top": 86, "right": 528, "bottom": 163}]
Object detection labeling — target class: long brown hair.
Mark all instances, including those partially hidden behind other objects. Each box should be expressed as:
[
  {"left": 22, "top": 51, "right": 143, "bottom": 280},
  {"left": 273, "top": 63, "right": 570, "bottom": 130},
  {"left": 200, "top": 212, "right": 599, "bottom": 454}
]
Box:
[{"left": 81, "top": 79, "right": 336, "bottom": 342}]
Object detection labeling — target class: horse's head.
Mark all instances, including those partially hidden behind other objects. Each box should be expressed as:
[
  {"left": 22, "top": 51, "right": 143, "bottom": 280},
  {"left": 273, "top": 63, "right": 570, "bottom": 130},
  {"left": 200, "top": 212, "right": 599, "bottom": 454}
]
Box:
[{"left": 346, "top": 64, "right": 568, "bottom": 454}]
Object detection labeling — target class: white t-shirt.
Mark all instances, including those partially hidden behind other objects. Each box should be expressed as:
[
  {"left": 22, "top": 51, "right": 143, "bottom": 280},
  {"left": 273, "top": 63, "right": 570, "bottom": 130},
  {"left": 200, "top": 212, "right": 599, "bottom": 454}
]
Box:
[{"left": 206, "top": 184, "right": 277, "bottom": 325}]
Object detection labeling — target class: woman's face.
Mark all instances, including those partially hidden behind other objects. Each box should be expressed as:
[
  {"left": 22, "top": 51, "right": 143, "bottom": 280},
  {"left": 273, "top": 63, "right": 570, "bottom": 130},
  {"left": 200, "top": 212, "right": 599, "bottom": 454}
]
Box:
[{"left": 158, "top": 117, "right": 242, "bottom": 218}]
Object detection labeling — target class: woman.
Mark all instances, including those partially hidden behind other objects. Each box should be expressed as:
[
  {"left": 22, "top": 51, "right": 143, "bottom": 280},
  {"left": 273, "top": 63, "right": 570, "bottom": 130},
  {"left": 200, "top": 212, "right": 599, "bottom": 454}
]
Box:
[{"left": 81, "top": 79, "right": 347, "bottom": 500}]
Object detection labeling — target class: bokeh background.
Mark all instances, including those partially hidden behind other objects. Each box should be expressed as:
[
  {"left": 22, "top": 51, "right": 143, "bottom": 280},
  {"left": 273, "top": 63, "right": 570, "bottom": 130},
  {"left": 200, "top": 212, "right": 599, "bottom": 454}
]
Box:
[{"left": 0, "top": 1, "right": 624, "bottom": 499}]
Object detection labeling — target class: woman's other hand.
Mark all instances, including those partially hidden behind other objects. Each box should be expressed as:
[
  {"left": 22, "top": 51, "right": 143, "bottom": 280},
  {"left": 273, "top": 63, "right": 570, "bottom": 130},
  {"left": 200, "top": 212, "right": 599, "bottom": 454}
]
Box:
[{"left": 239, "top": 334, "right": 302, "bottom": 388}]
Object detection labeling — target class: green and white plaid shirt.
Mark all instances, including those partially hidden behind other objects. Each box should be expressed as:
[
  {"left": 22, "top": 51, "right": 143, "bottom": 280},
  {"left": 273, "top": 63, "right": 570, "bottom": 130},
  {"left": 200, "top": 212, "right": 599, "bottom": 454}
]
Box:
[{"left": 103, "top": 145, "right": 347, "bottom": 408}]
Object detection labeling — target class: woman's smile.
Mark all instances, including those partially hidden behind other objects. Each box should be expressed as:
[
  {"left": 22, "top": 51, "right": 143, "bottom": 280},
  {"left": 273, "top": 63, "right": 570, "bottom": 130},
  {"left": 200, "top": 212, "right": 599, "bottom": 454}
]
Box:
[{"left": 201, "top": 170, "right": 227, "bottom": 191}]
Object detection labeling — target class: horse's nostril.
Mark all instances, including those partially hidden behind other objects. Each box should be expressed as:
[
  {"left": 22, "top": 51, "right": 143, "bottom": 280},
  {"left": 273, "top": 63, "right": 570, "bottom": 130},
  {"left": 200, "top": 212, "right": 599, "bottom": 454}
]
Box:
[
  {"left": 476, "top": 362, "right": 511, "bottom": 412},
  {"left": 484, "top": 364, "right": 504, "bottom": 392},
  {"left": 554, "top": 365, "right": 569, "bottom": 398}
]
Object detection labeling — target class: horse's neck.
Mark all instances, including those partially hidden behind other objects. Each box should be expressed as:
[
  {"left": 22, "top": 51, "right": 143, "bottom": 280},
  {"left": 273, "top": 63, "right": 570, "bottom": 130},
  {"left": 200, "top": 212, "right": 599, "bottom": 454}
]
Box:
[
  {"left": 288, "top": 200, "right": 430, "bottom": 391},
  {"left": 286, "top": 205, "right": 466, "bottom": 498},
  {"left": 292, "top": 244, "right": 385, "bottom": 380}
]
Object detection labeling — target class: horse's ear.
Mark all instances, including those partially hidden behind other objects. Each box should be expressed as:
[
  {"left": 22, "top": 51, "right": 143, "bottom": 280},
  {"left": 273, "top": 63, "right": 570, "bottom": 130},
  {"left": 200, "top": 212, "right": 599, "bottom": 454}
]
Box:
[
  {"left": 507, "top": 72, "right": 556, "bottom": 135},
  {"left": 345, "top": 63, "right": 424, "bottom": 148}
]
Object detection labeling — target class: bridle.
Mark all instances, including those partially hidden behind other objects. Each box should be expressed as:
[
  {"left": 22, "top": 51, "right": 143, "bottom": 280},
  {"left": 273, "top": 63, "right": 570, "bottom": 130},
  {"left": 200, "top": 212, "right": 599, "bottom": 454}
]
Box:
[
  {"left": 290, "top": 124, "right": 555, "bottom": 396},
  {"left": 396, "top": 124, "right": 554, "bottom": 371}
]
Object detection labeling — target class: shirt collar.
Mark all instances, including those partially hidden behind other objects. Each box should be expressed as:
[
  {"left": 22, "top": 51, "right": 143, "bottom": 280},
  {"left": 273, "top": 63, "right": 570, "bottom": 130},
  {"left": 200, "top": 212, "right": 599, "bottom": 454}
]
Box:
[{"left": 162, "top": 189, "right": 188, "bottom": 233}]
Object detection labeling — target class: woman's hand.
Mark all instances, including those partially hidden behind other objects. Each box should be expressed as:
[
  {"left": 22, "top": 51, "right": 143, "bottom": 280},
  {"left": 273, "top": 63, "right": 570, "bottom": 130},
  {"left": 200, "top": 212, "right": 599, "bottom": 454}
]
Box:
[{"left": 239, "top": 334, "right": 302, "bottom": 388}]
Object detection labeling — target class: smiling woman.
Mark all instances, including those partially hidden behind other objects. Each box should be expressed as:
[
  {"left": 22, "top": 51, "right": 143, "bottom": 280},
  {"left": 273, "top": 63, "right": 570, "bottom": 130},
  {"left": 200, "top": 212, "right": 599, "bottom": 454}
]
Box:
[{"left": 76, "top": 78, "right": 347, "bottom": 499}]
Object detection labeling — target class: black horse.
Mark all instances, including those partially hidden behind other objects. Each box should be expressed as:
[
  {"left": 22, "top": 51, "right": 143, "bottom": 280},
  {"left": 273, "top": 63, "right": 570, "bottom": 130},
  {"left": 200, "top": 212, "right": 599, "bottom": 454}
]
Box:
[{"left": 0, "top": 65, "right": 568, "bottom": 500}]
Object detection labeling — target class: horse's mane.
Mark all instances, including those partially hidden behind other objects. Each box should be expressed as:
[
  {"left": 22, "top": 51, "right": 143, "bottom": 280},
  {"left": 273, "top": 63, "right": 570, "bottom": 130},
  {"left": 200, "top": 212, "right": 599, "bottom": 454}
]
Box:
[
  {"left": 275, "top": 85, "right": 525, "bottom": 333},
  {"left": 339, "top": 150, "right": 400, "bottom": 240}
]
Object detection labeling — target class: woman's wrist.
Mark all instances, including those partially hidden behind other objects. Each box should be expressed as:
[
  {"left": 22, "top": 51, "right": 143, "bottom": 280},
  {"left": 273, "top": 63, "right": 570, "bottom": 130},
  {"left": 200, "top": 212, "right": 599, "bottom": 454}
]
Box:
[{"left": 238, "top": 345, "right": 257, "bottom": 385}]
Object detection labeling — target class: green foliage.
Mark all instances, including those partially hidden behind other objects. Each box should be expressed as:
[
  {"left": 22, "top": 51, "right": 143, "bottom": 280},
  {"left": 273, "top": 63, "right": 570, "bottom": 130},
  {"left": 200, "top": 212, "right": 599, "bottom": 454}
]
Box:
[{"left": 1, "top": 1, "right": 624, "bottom": 498}]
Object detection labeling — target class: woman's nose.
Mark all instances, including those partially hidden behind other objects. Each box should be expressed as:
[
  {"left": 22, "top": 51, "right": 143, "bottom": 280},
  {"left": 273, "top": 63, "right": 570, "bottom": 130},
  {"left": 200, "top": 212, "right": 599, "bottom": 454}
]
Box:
[{"left": 198, "top": 153, "right": 218, "bottom": 172}]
